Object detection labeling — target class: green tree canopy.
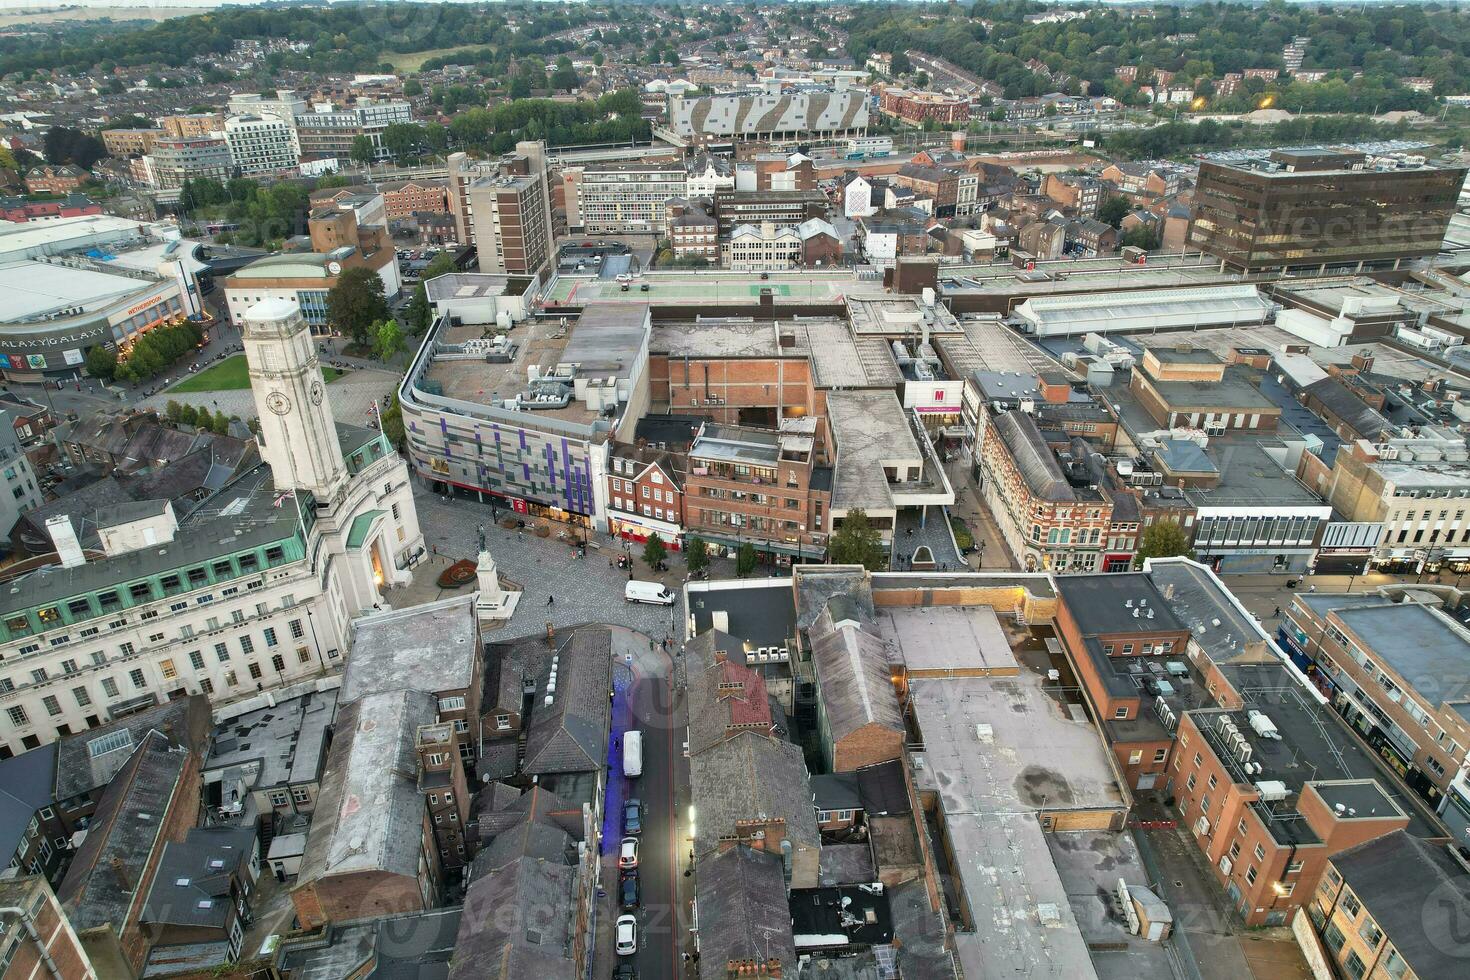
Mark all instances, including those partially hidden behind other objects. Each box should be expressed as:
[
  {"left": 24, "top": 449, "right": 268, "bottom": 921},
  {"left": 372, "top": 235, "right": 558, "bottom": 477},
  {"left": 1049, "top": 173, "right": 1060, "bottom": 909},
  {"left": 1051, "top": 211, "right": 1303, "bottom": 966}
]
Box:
[
  {"left": 86, "top": 345, "right": 118, "bottom": 381},
  {"left": 373, "top": 319, "right": 406, "bottom": 362},
  {"left": 685, "top": 536, "right": 709, "bottom": 573},
  {"left": 1097, "top": 196, "right": 1131, "bottom": 229},
  {"left": 828, "top": 508, "right": 886, "bottom": 570},
  {"left": 736, "top": 542, "right": 757, "bottom": 577},
  {"left": 327, "top": 266, "right": 389, "bottom": 347},
  {"left": 1133, "top": 521, "right": 1194, "bottom": 568},
  {"left": 642, "top": 533, "right": 668, "bottom": 568}
]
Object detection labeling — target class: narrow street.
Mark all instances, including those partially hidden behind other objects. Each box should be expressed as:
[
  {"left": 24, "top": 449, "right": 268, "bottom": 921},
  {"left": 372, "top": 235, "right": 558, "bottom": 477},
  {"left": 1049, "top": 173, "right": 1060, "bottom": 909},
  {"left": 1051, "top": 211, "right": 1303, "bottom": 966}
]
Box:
[{"left": 595, "top": 626, "right": 689, "bottom": 980}]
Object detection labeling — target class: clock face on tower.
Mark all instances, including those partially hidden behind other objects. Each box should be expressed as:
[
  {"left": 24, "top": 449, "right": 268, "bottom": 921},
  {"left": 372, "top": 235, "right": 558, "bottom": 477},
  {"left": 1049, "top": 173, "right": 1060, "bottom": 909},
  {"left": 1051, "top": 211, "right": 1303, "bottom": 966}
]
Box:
[
  {"left": 265, "top": 391, "right": 292, "bottom": 416},
  {"left": 309, "top": 380, "right": 324, "bottom": 406}
]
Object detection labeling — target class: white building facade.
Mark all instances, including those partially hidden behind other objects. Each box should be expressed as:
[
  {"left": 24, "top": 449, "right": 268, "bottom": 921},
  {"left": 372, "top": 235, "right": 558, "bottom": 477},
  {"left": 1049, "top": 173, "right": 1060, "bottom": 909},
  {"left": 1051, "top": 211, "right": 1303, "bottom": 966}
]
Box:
[
  {"left": 224, "top": 115, "right": 300, "bottom": 176},
  {"left": 0, "top": 299, "right": 422, "bottom": 758}
]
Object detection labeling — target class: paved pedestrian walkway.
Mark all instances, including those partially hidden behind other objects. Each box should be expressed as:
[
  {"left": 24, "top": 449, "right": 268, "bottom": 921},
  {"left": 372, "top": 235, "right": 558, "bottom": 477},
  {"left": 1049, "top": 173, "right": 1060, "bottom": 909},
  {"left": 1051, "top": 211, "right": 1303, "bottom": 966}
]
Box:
[
  {"left": 142, "top": 366, "right": 402, "bottom": 428},
  {"left": 408, "top": 485, "right": 686, "bottom": 643},
  {"left": 892, "top": 506, "right": 963, "bottom": 569},
  {"left": 944, "top": 452, "right": 1019, "bottom": 571}
]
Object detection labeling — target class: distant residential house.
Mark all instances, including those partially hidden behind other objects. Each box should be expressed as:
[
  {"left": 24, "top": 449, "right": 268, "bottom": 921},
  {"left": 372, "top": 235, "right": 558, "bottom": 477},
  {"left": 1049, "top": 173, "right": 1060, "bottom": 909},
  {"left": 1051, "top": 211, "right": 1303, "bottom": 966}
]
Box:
[{"left": 25, "top": 165, "right": 86, "bottom": 195}]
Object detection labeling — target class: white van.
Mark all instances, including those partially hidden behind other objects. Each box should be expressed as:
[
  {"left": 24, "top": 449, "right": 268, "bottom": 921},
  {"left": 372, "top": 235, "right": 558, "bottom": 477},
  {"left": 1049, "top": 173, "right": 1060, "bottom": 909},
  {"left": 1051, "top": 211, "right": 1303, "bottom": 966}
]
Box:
[
  {"left": 623, "top": 730, "right": 643, "bottom": 778},
  {"left": 625, "top": 580, "right": 674, "bottom": 606}
]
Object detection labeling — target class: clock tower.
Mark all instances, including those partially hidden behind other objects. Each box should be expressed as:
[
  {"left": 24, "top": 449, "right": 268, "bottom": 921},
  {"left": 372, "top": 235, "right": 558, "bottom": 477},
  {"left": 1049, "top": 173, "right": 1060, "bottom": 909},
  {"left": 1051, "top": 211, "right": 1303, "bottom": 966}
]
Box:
[{"left": 242, "top": 298, "right": 348, "bottom": 501}]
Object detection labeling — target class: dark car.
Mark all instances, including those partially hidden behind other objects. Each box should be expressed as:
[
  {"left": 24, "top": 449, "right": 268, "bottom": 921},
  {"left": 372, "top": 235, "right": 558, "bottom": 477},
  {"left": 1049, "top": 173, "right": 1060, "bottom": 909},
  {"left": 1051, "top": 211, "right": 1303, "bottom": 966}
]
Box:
[
  {"left": 623, "top": 798, "right": 642, "bottom": 836},
  {"left": 640, "top": 283, "right": 650, "bottom": 292},
  {"left": 614, "top": 963, "right": 638, "bottom": 980},
  {"left": 620, "top": 871, "right": 640, "bottom": 910}
]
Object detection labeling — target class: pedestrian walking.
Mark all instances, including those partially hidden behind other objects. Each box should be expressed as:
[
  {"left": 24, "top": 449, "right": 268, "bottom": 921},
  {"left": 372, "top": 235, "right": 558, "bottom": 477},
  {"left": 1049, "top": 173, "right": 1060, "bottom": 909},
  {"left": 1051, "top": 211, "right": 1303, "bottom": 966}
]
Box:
[
  {"left": 1273, "top": 606, "right": 1281, "bottom": 617},
  {"left": 546, "top": 595, "right": 554, "bottom": 606}
]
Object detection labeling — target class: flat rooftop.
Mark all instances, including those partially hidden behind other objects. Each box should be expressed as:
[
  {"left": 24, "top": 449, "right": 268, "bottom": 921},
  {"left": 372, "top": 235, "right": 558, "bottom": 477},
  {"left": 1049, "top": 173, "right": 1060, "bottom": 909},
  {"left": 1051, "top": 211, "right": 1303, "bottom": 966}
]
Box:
[
  {"left": 545, "top": 271, "right": 857, "bottom": 307},
  {"left": 1331, "top": 601, "right": 1470, "bottom": 697},
  {"left": 341, "top": 593, "right": 480, "bottom": 702},
  {"left": 1146, "top": 559, "right": 1269, "bottom": 663},
  {"left": 909, "top": 658, "right": 1120, "bottom": 980},
  {"left": 687, "top": 579, "right": 798, "bottom": 651},
  {"left": 874, "top": 604, "right": 1018, "bottom": 673},
  {"left": 422, "top": 302, "right": 647, "bottom": 425},
  {"left": 204, "top": 689, "right": 337, "bottom": 790},
  {"left": 424, "top": 272, "right": 535, "bottom": 302},
  {"left": 1189, "top": 676, "right": 1442, "bottom": 845},
  {"left": 827, "top": 390, "right": 950, "bottom": 512},
  {"left": 1193, "top": 437, "right": 1324, "bottom": 509},
  {"left": 0, "top": 259, "right": 156, "bottom": 321}
]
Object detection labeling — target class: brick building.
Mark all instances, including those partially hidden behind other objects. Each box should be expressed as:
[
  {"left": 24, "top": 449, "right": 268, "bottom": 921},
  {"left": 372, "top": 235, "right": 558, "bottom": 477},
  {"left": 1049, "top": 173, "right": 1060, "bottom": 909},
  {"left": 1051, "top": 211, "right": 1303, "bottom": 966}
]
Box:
[
  {"left": 1129, "top": 345, "right": 1281, "bottom": 433},
  {"left": 379, "top": 179, "right": 449, "bottom": 221},
  {"left": 878, "top": 88, "right": 970, "bottom": 125},
  {"left": 667, "top": 200, "right": 718, "bottom": 262},
  {"left": 101, "top": 128, "right": 161, "bottom": 158},
  {"left": 806, "top": 595, "right": 905, "bottom": 772},
  {"left": 684, "top": 419, "right": 831, "bottom": 563},
  {"left": 976, "top": 409, "right": 1115, "bottom": 572},
  {"left": 1054, "top": 573, "right": 1194, "bottom": 791},
  {"left": 0, "top": 875, "right": 97, "bottom": 980},
  {"left": 24, "top": 166, "right": 86, "bottom": 196},
  {"left": 1305, "top": 830, "right": 1470, "bottom": 980},
  {"left": 1042, "top": 173, "right": 1103, "bottom": 217},
  {"left": 1279, "top": 596, "right": 1470, "bottom": 802},
  {"left": 606, "top": 447, "right": 686, "bottom": 550}
]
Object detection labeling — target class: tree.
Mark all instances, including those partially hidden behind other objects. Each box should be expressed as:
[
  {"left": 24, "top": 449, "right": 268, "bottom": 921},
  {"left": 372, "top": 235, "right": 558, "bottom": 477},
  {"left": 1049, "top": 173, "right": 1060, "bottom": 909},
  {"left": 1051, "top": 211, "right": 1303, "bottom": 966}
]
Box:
[
  {"left": 165, "top": 399, "right": 185, "bottom": 422},
  {"left": 348, "top": 135, "right": 376, "bottom": 166},
  {"left": 642, "top": 533, "right": 668, "bottom": 568},
  {"left": 1120, "top": 226, "right": 1159, "bottom": 251},
  {"left": 212, "top": 413, "right": 232, "bottom": 436},
  {"left": 686, "top": 536, "right": 709, "bottom": 573},
  {"left": 1097, "top": 195, "right": 1131, "bottom": 229},
  {"left": 736, "top": 542, "right": 757, "bottom": 577},
  {"left": 550, "top": 54, "right": 578, "bottom": 91},
  {"left": 1133, "top": 521, "right": 1193, "bottom": 568},
  {"left": 828, "top": 508, "right": 885, "bottom": 570},
  {"left": 381, "top": 123, "right": 422, "bottom": 162},
  {"left": 194, "top": 407, "right": 213, "bottom": 431},
  {"left": 179, "top": 403, "right": 198, "bottom": 426},
  {"left": 86, "top": 345, "right": 117, "bottom": 381},
  {"left": 42, "top": 127, "right": 106, "bottom": 169},
  {"left": 403, "top": 79, "right": 423, "bottom": 97},
  {"left": 327, "top": 266, "right": 388, "bottom": 347},
  {"left": 890, "top": 50, "right": 912, "bottom": 76},
  {"left": 373, "top": 318, "right": 406, "bottom": 362},
  {"left": 381, "top": 391, "right": 405, "bottom": 446}
]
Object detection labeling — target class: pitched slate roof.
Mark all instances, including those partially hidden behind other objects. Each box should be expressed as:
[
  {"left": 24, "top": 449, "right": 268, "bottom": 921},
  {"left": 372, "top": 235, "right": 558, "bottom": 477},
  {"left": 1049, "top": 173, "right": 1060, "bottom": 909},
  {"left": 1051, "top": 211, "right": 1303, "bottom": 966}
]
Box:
[
  {"left": 808, "top": 604, "right": 903, "bottom": 745},
  {"left": 0, "top": 745, "right": 58, "bottom": 865},
  {"left": 694, "top": 846, "right": 797, "bottom": 980},
  {"left": 522, "top": 627, "right": 611, "bottom": 776},
  {"left": 691, "top": 731, "right": 816, "bottom": 857},
  {"left": 141, "top": 825, "right": 255, "bottom": 930},
  {"left": 297, "top": 691, "right": 436, "bottom": 885},
  {"left": 58, "top": 729, "right": 193, "bottom": 932},
  {"left": 686, "top": 630, "right": 778, "bottom": 757},
  {"left": 994, "top": 410, "right": 1072, "bottom": 501},
  {"left": 54, "top": 695, "right": 210, "bottom": 803},
  {"left": 453, "top": 855, "right": 576, "bottom": 980}
]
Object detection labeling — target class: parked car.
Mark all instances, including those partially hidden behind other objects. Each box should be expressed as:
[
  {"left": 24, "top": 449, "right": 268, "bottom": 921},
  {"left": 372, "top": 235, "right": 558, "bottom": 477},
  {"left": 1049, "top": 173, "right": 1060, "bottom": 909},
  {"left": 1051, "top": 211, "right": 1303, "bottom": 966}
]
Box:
[
  {"left": 620, "top": 871, "right": 640, "bottom": 910},
  {"left": 616, "top": 914, "right": 637, "bottom": 956},
  {"left": 619, "top": 836, "right": 639, "bottom": 870},
  {"left": 624, "top": 798, "right": 643, "bottom": 836}
]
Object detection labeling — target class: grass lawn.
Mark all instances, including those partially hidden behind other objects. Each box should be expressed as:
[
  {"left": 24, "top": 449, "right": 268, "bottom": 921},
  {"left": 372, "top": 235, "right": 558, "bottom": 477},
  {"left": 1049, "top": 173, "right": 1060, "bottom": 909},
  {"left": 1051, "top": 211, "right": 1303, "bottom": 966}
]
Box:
[
  {"left": 168, "top": 355, "right": 344, "bottom": 393},
  {"left": 384, "top": 45, "right": 489, "bottom": 72}
]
